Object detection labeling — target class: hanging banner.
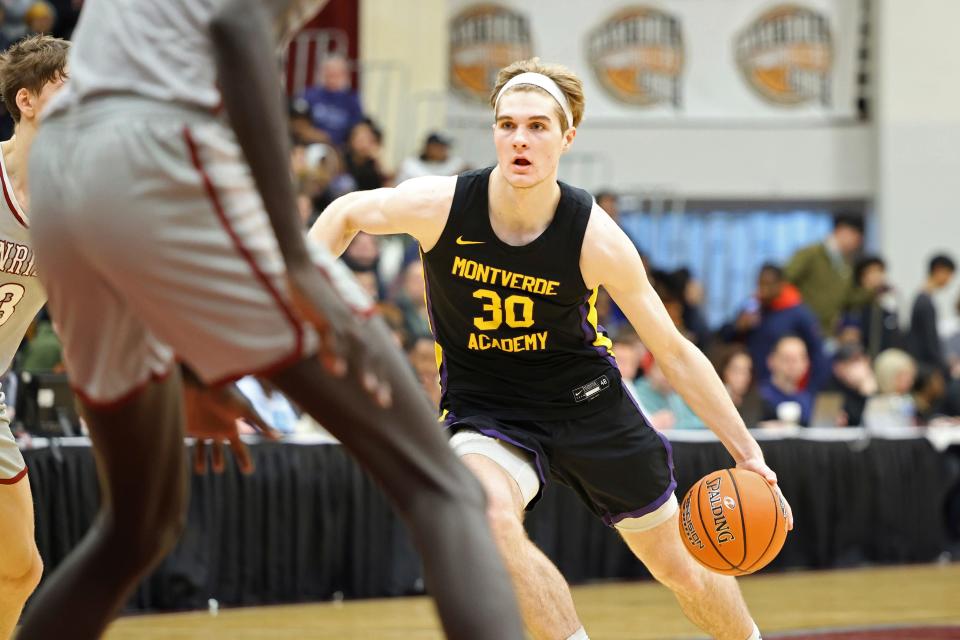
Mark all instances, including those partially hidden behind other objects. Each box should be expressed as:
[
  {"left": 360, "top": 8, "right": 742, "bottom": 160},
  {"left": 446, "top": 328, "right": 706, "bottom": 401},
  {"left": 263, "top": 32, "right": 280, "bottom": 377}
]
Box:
[{"left": 447, "top": 0, "right": 861, "bottom": 124}]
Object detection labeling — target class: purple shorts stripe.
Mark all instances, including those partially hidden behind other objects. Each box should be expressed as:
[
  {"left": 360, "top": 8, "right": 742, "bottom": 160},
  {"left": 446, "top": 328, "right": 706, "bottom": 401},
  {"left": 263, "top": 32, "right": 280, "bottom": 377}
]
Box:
[{"left": 602, "top": 382, "right": 678, "bottom": 527}]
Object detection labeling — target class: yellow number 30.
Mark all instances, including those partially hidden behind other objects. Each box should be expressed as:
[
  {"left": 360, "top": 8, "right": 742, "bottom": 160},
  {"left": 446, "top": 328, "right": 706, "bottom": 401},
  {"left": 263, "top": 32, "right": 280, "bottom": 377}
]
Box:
[{"left": 472, "top": 289, "right": 534, "bottom": 330}]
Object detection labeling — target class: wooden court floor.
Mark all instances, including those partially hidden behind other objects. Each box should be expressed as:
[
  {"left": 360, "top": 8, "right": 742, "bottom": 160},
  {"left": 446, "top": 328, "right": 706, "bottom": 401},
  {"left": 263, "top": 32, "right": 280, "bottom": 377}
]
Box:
[{"left": 103, "top": 564, "right": 960, "bottom": 639}]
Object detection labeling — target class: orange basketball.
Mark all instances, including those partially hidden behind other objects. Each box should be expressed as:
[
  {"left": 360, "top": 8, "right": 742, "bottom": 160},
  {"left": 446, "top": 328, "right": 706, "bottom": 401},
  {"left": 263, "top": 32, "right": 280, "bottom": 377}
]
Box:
[{"left": 678, "top": 468, "right": 788, "bottom": 576}]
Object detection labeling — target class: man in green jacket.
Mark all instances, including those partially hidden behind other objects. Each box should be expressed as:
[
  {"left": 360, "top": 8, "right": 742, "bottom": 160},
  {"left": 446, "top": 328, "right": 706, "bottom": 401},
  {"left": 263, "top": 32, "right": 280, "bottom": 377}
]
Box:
[{"left": 785, "top": 214, "right": 866, "bottom": 337}]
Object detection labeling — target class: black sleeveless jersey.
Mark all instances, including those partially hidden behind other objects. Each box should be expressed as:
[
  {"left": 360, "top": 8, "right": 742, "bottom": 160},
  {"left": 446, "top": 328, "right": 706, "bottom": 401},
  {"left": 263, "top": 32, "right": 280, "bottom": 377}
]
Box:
[{"left": 421, "top": 167, "right": 620, "bottom": 421}]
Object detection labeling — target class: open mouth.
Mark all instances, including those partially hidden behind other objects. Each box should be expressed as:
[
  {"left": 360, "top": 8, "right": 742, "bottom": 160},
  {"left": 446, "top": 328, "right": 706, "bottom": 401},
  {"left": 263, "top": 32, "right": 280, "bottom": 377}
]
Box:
[{"left": 513, "top": 158, "right": 531, "bottom": 167}]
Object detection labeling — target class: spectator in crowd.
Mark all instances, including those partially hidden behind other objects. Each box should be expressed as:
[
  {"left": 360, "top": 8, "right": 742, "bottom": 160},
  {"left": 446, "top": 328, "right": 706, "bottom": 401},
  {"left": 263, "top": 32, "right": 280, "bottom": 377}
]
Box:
[
  {"left": 405, "top": 333, "right": 441, "bottom": 408},
  {"left": 20, "top": 318, "right": 62, "bottom": 374},
  {"left": 946, "top": 294, "right": 960, "bottom": 377},
  {"left": 673, "top": 267, "right": 710, "bottom": 350},
  {"left": 395, "top": 131, "right": 468, "bottom": 184},
  {"left": 785, "top": 213, "right": 866, "bottom": 336},
  {"left": 341, "top": 118, "right": 390, "bottom": 192},
  {"left": 290, "top": 55, "right": 363, "bottom": 147},
  {"left": 633, "top": 358, "right": 706, "bottom": 431},
  {"left": 595, "top": 190, "right": 620, "bottom": 225},
  {"left": 844, "top": 255, "right": 902, "bottom": 358},
  {"left": 595, "top": 188, "right": 642, "bottom": 249},
  {"left": 47, "top": 0, "right": 81, "bottom": 39},
  {"left": 394, "top": 259, "right": 431, "bottom": 339},
  {"left": 907, "top": 253, "right": 956, "bottom": 377},
  {"left": 235, "top": 377, "right": 299, "bottom": 435},
  {"left": 341, "top": 230, "right": 381, "bottom": 287},
  {"left": 292, "top": 142, "right": 338, "bottom": 222},
  {"left": 610, "top": 325, "right": 646, "bottom": 398},
  {"left": 759, "top": 336, "right": 813, "bottom": 426},
  {"left": 863, "top": 348, "right": 917, "bottom": 428},
  {"left": 827, "top": 343, "right": 878, "bottom": 426},
  {"left": 22, "top": 0, "right": 53, "bottom": 35},
  {"left": 912, "top": 367, "right": 950, "bottom": 425},
  {"left": 0, "top": 5, "right": 15, "bottom": 50},
  {"left": 0, "top": 0, "right": 31, "bottom": 41},
  {"left": 721, "top": 263, "right": 826, "bottom": 391},
  {"left": 711, "top": 344, "right": 763, "bottom": 427}
]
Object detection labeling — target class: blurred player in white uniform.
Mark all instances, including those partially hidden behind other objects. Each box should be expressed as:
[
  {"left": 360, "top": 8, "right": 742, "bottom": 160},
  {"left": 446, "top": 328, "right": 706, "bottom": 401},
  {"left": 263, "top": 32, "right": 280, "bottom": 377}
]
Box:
[
  {"left": 19, "top": 1, "right": 522, "bottom": 639},
  {"left": 0, "top": 34, "right": 68, "bottom": 639}
]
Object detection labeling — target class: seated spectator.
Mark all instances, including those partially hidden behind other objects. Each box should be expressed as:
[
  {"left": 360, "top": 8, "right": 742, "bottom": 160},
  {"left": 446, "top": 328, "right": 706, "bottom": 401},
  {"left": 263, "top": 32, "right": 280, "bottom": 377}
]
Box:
[
  {"left": 393, "top": 259, "right": 431, "bottom": 338},
  {"left": 405, "top": 334, "right": 441, "bottom": 408},
  {"left": 341, "top": 118, "right": 390, "bottom": 192},
  {"left": 235, "top": 376, "right": 299, "bottom": 435},
  {"left": 611, "top": 325, "right": 646, "bottom": 388},
  {"left": 711, "top": 344, "right": 763, "bottom": 427},
  {"left": 633, "top": 359, "right": 706, "bottom": 431},
  {"left": 23, "top": 0, "right": 53, "bottom": 35},
  {"left": 290, "top": 55, "right": 363, "bottom": 147},
  {"left": 826, "top": 343, "right": 878, "bottom": 426},
  {"left": 863, "top": 348, "right": 917, "bottom": 429},
  {"left": 395, "top": 132, "right": 467, "bottom": 183},
  {"left": 913, "top": 367, "right": 949, "bottom": 425},
  {"left": 843, "top": 255, "right": 902, "bottom": 358},
  {"left": 0, "top": 5, "right": 15, "bottom": 50},
  {"left": 907, "top": 253, "right": 956, "bottom": 377},
  {"left": 47, "top": 0, "right": 81, "bottom": 39},
  {"left": 292, "top": 142, "right": 338, "bottom": 221},
  {"left": 721, "top": 263, "right": 826, "bottom": 391},
  {"left": 759, "top": 336, "right": 813, "bottom": 426}
]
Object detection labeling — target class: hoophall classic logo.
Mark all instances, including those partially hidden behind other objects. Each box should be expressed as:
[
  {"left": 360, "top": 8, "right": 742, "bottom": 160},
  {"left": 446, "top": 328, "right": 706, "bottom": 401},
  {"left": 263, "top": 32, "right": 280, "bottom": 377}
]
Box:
[
  {"left": 586, "top": 6, "right": 684, "bottom": 107},
  {"left": 449, "top": 4, "right": 533, "bottom": 102},
  {"left": 735, "top": 4, "right": 833, "bottom": 106}
]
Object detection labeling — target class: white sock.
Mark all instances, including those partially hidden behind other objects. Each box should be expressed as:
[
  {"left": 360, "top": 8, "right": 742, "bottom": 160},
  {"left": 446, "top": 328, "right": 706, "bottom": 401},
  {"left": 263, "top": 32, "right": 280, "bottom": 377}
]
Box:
[
  {"left": 566, "top": 627, "right": 589, "bottom": 640},
  {"left": 746, "top": 622, "right": 761, "bottom": 640}
]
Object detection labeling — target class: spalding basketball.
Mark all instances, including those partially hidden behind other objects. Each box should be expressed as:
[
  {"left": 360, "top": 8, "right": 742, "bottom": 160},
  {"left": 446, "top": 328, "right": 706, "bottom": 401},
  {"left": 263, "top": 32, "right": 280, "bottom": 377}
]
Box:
[{"left": 679, "top": 468, "right": 788, "bottom": 576}]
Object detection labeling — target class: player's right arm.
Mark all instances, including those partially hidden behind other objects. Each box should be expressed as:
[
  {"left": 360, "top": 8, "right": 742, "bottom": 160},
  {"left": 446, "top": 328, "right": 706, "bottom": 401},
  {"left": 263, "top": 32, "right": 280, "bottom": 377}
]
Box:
[{"left": 308, "top": 175, "right": 456, "bottom": 256}]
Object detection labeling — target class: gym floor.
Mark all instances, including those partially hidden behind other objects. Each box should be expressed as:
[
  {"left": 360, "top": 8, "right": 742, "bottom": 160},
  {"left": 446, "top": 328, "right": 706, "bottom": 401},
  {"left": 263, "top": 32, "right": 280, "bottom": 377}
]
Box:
[{"left": 103, "top": 563, "right": 960, "bottom": 639}]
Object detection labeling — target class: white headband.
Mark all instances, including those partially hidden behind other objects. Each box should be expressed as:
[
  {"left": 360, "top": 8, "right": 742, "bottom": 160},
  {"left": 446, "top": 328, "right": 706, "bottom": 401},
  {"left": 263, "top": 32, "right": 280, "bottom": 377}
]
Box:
[{"left": 494, "top": 72, "right": 574, "bottom": 130}]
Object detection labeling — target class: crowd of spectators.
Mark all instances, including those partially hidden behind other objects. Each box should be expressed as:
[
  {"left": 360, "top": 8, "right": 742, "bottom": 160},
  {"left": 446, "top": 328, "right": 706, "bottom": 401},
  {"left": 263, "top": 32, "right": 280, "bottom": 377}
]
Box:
[
  {"left": 6, "top": 49, "right": 960, "bottom": 440},
  {"left": 613, "top": 212, "right": 960, "bottom": 432}
]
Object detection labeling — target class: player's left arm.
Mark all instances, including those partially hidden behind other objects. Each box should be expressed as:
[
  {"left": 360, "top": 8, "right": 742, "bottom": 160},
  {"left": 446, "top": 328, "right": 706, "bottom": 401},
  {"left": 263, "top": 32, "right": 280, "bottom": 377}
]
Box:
[{"left": 581, "top": 206, "right": 793, "bottom": 527}]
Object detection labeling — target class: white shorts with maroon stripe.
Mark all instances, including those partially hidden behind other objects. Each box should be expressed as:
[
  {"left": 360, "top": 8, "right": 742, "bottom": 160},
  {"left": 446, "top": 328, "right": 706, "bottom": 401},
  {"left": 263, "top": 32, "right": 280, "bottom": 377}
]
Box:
[
  {"left": 0, "top": 392, "right": 25, "bottom": 483},
  {"left": 29, "top": 97, "right": 371, "bottom": 407}
]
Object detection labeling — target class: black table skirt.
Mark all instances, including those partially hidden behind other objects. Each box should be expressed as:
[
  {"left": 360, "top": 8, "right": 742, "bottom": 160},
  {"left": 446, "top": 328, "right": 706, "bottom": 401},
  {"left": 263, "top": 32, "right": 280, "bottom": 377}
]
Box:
[{"left": 23, "top": 436, "right": 953, "bottom": 611}]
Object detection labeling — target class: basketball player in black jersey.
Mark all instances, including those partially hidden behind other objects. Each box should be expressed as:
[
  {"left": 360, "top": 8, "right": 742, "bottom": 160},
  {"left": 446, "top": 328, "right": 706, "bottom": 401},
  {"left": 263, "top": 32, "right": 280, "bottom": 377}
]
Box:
[{"left": 311, "top": 59, "right": 793, "bottom": 640}]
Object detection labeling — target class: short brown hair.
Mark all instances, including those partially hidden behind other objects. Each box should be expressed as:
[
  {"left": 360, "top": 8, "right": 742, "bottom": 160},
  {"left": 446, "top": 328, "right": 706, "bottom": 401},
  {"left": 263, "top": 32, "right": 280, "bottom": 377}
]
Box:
[
  {"left": 489, "top": 58, "right": 585, "bottom": 130},
  {"left": 0, "top": 34, "right": 70, "bottom": 123}
]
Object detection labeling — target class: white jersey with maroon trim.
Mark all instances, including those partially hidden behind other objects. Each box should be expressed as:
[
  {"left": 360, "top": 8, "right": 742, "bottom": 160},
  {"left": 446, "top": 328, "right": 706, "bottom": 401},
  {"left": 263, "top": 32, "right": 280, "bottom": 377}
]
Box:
[
  {"left": 0, "top": 148, "right": 45, "bottom": 374},
  {"left": 45, "top": 0, "right": 328, "bottom": 118}
]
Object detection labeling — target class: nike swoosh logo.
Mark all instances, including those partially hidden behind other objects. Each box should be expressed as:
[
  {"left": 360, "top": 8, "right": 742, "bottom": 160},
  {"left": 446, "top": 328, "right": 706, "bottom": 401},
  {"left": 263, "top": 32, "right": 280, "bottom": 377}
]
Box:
[{"left": 456, "top": 236, "right": 485, "bottom": 245}]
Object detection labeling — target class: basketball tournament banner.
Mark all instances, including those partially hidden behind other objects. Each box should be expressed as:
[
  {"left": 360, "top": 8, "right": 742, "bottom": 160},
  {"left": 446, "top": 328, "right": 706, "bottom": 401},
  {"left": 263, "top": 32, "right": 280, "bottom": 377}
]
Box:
[{"left": 447, "top": 0, "right": 862, "bottom": 124}]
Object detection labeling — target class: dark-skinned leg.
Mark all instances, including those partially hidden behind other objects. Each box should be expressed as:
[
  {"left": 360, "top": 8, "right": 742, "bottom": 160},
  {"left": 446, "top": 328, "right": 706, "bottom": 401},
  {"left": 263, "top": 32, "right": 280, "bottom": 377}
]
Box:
[
  {"left": 269, "top": 319, "right": 524, "bottom": 640},
  {"left": 17, "top": 371, "right": 189, "bottom": 640}
]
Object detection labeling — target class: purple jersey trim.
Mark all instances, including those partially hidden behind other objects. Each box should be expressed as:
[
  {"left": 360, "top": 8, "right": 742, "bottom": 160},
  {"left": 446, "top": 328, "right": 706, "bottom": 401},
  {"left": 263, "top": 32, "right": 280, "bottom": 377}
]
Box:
[{"left": 578, "top": 291, "right": 618, "bottom": 368}]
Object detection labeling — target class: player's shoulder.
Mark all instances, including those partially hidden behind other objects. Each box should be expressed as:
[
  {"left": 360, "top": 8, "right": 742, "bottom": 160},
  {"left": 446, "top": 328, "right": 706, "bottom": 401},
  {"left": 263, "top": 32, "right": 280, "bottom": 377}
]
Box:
[{"left": 387, "top": 174, "right": 457, "bottom": 220}]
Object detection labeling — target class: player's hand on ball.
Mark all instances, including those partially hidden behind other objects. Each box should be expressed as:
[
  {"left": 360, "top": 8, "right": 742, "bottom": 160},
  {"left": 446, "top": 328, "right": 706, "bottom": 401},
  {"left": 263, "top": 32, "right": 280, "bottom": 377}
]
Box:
[
  {"left": 736, "top": 457, "right": 794, "bottom": 531},
  {"left": 183, "top": 379, "right": 280, "bottom": 475}
]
